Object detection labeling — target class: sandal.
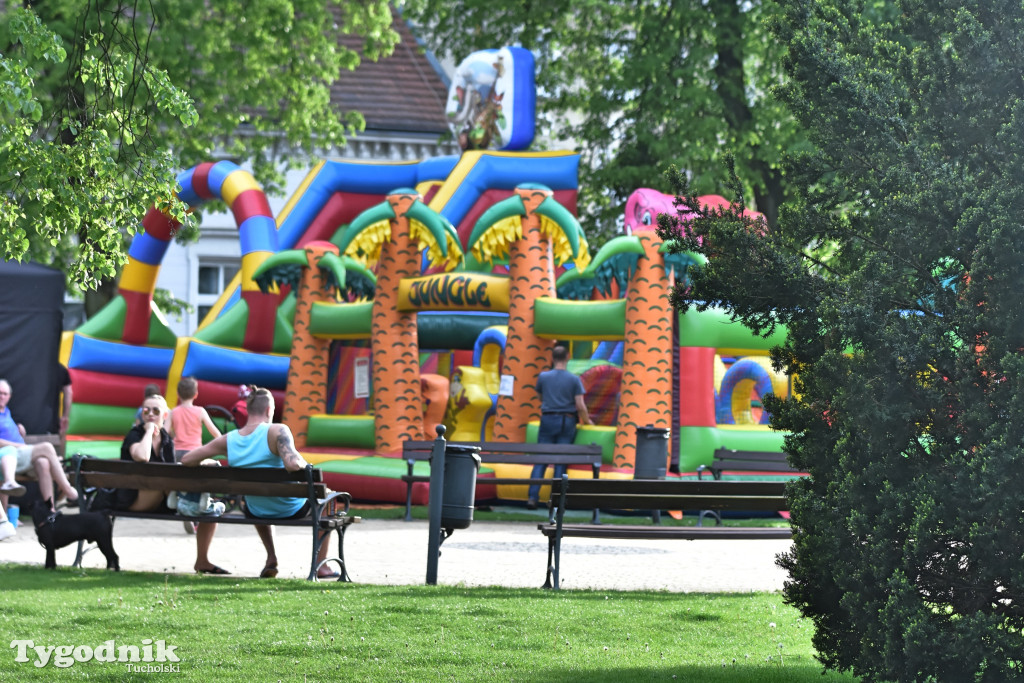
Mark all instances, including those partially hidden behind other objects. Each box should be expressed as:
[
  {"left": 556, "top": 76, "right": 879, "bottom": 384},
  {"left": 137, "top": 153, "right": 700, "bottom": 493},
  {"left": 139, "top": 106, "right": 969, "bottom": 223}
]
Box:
[
  {"left": 196, "top": 565, "right": 231, "bottom": 575},
  {"left": 260, "top": 564, "right": 279, "bottom": 578}
]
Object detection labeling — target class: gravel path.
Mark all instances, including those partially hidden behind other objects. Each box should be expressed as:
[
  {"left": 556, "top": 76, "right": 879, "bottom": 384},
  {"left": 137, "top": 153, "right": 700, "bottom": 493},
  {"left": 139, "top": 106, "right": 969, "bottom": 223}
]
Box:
[{"left": 0, "top": 512, "right": 791, "bottom": 592}]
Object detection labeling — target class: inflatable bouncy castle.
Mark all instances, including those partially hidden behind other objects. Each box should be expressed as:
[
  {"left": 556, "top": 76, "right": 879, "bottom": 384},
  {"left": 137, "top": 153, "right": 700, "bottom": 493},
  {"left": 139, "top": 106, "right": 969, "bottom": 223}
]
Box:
[{"left": 60, "top": 49, "right": 792, "bottom": 503}]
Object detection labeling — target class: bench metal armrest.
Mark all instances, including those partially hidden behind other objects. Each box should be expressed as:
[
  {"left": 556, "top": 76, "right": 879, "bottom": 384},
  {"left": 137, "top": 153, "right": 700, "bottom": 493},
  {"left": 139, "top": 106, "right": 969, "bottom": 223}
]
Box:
[{"left": 320, "top": 490, "right": 351, "bottom": 517}]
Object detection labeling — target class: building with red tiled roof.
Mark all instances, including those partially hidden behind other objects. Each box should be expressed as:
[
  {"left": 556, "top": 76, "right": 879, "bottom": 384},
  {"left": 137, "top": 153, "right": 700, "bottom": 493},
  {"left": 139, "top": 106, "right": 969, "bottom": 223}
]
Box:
[{"left": 328, "top": 7, "right": 456, "bottom": 160}]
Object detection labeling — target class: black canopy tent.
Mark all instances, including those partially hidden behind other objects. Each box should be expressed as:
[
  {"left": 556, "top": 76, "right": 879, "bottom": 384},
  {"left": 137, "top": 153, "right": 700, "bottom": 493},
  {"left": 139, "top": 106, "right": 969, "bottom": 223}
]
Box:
[{"left": 0, "top": 260, "right": 64, "bottom": 434}]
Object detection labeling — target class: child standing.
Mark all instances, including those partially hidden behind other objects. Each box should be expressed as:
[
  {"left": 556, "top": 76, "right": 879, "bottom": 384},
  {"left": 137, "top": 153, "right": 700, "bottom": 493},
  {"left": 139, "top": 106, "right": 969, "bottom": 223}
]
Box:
[
  {"left": 169, "top": 377, "right": 221, "bottom": 459},
  {"left": 168, "top": 377, "right": 224, "bottom": 521}
]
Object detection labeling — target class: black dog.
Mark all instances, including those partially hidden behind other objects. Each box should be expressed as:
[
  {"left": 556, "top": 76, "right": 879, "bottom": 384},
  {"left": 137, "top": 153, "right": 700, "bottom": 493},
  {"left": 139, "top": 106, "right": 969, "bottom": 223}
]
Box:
[{"left": 31, "top": 501, "right": 119, "bottom": 571}]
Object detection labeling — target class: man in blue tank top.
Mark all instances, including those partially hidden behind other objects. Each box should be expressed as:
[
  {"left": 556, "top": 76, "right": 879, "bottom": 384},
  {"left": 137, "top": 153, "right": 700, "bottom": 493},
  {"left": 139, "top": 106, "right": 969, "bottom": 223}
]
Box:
[
  {"left": 181, "top": 388, "right": 336, "bottom": 579},
  {"left": 528, "top": 345, "right": 593, "bottom": 508}
]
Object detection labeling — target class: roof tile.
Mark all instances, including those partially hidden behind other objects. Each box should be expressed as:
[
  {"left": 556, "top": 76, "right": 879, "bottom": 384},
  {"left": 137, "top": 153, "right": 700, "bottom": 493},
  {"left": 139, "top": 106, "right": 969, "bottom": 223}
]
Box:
[{"left": 332, "top": 9, "right": 450, "bottom": 136}]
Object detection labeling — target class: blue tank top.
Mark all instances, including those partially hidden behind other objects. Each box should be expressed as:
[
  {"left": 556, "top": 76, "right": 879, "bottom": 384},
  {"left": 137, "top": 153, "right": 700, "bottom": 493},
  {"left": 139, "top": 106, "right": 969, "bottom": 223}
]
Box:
[{"left": 227, "top": 423, "right": 305, "bottom": 518}]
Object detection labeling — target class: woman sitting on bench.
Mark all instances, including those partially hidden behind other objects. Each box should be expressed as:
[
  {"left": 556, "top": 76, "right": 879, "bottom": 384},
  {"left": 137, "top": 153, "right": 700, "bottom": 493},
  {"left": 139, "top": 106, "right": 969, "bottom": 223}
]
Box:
[
  {"left": 120, "top": 394, "right": 228, "bottom": 575},
  {"left": 120, "top": 394, "right": 176, "bottom": 511}
]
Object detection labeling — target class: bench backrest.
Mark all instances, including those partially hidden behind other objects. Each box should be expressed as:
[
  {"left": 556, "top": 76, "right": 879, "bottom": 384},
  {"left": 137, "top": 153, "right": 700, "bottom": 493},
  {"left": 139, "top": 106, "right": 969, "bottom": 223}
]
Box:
[
  {"left": 711, "top": 448, "right": 798, "bottom": 474},
  {"left": 75, "top": 458, "right": 327, "bottom": 499},
  {"left": 403, "top": 440, "right": 603, "bottom": 466},
  {"left": 558, "top": 478, "right": 789, "bottom": 512}
]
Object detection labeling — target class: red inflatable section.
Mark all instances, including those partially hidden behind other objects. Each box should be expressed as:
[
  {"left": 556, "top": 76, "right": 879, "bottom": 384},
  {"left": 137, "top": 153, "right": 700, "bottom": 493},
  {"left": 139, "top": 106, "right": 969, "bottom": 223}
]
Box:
[
  {"left": 678, "top": 346, "right": 716, "bottom": 426},
  {"left": 70, "top": 369, "right": 166, "bottom": 407},
  {"left": 194, "top": 379, "right": 284, "bottom": 415}
]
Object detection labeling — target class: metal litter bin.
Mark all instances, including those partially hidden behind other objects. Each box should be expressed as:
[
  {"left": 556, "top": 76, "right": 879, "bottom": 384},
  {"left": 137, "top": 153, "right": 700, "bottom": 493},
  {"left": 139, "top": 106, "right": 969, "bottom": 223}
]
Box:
[
  {"left": 634, "top": 425, "right": 670, "bottom": 479},
  {"left": 440, "top": 445, "right": 482, "bottom": 530}
]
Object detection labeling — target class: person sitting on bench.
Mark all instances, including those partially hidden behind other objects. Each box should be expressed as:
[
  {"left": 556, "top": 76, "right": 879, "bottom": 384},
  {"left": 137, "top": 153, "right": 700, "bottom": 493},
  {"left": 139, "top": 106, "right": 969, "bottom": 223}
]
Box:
[
  {"left": 0, "top": 445, "right": 26, "bottom": 540},
  {"left": 181, "top": 387, "right": 337, "bottom": 579},
  {"left": 119, "top": 394, "right": 227, "bottom": 575},
  {"left": 0, "top": 378, "right": 78, "bottom": 508}
]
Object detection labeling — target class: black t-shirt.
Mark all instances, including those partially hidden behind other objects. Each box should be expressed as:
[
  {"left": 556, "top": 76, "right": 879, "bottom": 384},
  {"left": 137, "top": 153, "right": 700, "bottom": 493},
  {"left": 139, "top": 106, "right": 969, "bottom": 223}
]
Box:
[
  {"left": 108, "top": 424, "right": 174, "bottom": 510},
  {"left": 120, "top": 424, "right": 175, "bottom": 464}
]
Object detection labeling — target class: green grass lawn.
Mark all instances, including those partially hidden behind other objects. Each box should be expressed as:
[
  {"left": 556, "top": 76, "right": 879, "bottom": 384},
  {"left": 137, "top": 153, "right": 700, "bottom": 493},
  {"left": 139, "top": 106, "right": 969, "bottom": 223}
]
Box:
[{"left": 0, "top": 564, "right": 853, "bottom": 682}]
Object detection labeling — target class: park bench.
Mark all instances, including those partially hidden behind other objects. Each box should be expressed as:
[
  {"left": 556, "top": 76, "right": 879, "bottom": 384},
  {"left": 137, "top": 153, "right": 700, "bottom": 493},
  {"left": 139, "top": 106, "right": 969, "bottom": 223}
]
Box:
[
  {"left": 537, "top": 476, "right": 792, "bottom": 589},
  {"left": 70, "top": 455, "right": 360, "bottom": 581},
  {"left": 697, "top": 448, "right": 801, "bottom": 480},
  {"left": 401, "top": 440, "right": 604, "bottom": 522},
  {"left": 695, "top": 448, "right": 803, "bottom": 525}
]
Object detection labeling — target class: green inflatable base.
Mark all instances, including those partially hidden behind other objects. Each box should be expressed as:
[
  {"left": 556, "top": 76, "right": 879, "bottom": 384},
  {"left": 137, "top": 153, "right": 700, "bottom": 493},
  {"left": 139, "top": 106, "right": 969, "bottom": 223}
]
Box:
[{"left": 66, "top": 440, "right": 122, "bottom": 460}]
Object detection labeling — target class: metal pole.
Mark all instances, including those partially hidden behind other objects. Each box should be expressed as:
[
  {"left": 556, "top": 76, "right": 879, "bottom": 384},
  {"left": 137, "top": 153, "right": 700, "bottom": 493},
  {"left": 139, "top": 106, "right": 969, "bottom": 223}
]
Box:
[{"left": 425, "top": 425, "right": 447, "bottom": 585}]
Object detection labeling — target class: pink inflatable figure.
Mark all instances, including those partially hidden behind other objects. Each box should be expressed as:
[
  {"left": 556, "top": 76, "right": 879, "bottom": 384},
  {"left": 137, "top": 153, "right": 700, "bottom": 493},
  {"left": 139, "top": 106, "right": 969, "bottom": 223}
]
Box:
[{"left": 624, "top": 188, "right": 758, "bottom": 236}]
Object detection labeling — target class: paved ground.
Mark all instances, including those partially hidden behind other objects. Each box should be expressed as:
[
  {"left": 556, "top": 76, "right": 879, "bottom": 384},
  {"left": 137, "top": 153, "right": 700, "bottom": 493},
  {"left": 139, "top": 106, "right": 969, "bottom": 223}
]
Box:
[{"left": 0, "top": 509, "right": 792, "bottom": 592}]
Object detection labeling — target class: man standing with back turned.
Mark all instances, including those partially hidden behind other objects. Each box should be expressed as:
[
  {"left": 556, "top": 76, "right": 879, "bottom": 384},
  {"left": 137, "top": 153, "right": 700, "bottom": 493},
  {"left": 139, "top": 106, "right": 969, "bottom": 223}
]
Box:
[{"left": 527, "top": 345, "right": 593, "bottom": 509}]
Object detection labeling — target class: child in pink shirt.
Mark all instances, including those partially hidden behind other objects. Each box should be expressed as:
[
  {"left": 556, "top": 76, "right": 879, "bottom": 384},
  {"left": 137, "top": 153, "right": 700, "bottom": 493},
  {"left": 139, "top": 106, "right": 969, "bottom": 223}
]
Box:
[
  {"left": 169, "top": 377, "right": 221, "bottom": 459},
  {"left": 168, "top": 377, "right": 224, "bottom": 521}
]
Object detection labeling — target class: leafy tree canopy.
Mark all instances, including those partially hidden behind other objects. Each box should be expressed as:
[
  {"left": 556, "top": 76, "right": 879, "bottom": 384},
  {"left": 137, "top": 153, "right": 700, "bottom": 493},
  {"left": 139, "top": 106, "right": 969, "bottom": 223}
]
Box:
[
  {"left": 0, "top": 0, "right": 396, "bottom": 297},
  {"left": 403, "top": 0, "right": 808, "bottom": 244},
  {"left": 659, "top": 1, "right": 1024, "bottom": 680}
]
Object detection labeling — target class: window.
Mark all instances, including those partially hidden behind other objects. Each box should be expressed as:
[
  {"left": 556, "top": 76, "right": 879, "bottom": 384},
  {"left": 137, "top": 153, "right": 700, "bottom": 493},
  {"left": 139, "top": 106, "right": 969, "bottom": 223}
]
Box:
[{"left": 196, "top": 261, "right": 240, "bottom": 324}]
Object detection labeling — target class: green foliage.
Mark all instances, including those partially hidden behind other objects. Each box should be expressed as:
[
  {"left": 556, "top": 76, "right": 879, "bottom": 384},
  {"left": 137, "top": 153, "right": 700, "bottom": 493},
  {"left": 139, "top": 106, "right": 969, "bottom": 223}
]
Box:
[
  {"left": 0, "top": 1, "right": 397, "bottom": 292},
  {"left": 659, "top": 1, "right": 1024, "bottom": 680},
  {"left": 152, "top": 287, "right": 193, "bottom": 322},
  {"left": 403, "top": 0, "right": 807, "bottom": 245}
]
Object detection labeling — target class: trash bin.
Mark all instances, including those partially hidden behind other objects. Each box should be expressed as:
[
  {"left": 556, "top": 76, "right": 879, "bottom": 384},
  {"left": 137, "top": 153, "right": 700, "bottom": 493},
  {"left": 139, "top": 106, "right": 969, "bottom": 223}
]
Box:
[
  {"left": 441, "top": 445, "right": 482, "bottom": 529},
  {"left": 634, "top": 425, "right": 670, "bottom": 479}
]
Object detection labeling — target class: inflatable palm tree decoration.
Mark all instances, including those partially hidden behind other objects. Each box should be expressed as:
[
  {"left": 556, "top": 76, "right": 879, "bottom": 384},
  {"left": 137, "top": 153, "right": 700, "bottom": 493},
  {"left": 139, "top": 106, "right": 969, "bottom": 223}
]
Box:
[
  {"left": 333, "top": 189, "right": 462, "bottom": 453},
  {"left": 254, "top": 242, "right": 376, "bottom": 447},
  {"left": 557, "top": 234, "right": 703, "bottom": 467},
  {"left": 466, "top": 183, "right": 590, "bottom": 441}
]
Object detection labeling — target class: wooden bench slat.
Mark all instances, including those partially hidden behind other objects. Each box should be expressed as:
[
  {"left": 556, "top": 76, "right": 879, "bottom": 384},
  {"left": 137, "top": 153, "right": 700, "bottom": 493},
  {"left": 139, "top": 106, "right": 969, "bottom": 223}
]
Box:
[
  {"left": 713, "top": 461, "right": 797, "bottom": 473},
  {"left": 561, "top": 494, "right": 788, "bottom": 511},
  {"left": 538, "top": 523, "right": 793, "bottom": 541},
  {"left": 559, "top": 480, "right": 788, "bottom": 496},
  {"left": 79, "top": 459, "right": 322, "bottom": 483},
  {"left": 401, "top": 475, "right": 566, "bottom": 486},
  {"left": 80, "top": 472, "right": 321, "bottom": 499},
  {"left": 706, "top": 449, "right": 803, "bottom": 478},
  {"left": 403, "top": 441, "right": 603, "bottom": 458},
  {"left": 713, "top": 449, "right": 791, "bottom": 462}
]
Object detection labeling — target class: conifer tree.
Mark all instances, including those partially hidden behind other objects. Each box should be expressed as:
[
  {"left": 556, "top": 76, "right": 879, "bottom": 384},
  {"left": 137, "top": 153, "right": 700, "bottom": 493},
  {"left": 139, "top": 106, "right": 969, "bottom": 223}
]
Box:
[{"left": 660, "top": 2, "right": 1024, "bottom": 679}]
